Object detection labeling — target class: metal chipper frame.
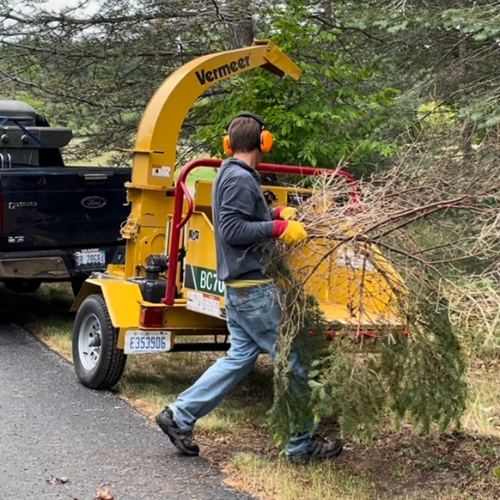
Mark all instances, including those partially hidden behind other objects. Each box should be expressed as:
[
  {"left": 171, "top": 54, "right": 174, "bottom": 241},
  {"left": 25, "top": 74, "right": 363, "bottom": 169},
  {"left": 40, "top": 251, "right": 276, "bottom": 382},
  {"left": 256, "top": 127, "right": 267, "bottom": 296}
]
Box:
[{"left": 71, "top": 41, "right": 405, "bottom": 390}]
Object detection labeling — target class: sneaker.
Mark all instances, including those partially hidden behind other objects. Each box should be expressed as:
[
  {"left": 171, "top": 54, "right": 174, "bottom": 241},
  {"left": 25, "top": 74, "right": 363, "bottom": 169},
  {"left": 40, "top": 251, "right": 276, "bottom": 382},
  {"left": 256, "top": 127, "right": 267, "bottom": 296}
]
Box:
[
  {"left": 288, "top": 435, "right": 343, "bottom": 462},
  {"left": 155, "top": 407, "right": 200, "bottom": 456}
]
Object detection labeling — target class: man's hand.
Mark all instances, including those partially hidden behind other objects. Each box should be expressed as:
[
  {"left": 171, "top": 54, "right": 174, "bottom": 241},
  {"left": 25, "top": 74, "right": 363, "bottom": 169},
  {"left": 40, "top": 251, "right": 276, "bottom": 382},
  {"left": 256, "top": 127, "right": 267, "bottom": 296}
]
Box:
[
  {"left": 273, "top": 206, "right": 297, "bottom": 220},
  {"left": 273, "top": 220, "right": 308, "bottom": 246}
]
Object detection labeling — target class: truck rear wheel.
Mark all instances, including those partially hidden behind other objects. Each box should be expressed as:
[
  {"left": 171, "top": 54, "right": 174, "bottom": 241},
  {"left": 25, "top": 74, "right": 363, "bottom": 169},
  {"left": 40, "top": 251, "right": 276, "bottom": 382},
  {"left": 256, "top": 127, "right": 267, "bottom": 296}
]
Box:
[
  {"left": 72, "top": 294, "right": 127, "bottom": 390},
  {"left": 4, "top": 280, "right": 41, "bottom": 294}
]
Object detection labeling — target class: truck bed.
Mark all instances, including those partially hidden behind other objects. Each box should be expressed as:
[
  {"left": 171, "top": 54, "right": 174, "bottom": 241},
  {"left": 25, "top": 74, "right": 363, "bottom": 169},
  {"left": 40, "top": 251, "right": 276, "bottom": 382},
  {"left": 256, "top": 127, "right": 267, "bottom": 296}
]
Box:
[
  {"left": 0, "top": 166, "right": 131, "bottom": 289},
  {"left": 0, "top": 166, "right": 130, "bottom": 251}
]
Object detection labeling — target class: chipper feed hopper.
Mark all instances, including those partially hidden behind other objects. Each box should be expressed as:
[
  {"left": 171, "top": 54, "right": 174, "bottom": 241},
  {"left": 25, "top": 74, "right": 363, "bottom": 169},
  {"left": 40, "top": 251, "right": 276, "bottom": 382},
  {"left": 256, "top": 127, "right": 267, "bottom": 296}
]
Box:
[{"left": 71, "top": 41, "right": 404, "bottom": 390}]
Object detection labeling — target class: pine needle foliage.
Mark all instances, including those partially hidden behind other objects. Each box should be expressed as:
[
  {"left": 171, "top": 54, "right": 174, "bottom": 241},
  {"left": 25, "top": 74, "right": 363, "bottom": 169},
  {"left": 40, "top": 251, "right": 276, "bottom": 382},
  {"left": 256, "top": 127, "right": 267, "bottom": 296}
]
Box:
[
  {"left": 263, "top": 253, "right": 328, "bottom": 448},
  {"left": 263, "top": 143, "right": 498, "bottom": 447},
  {"left": 311, "top": 285, "right": 467, "bottom": 443},
  {"left": 265, "top": 248, "right": 467, "bottom": 446}
]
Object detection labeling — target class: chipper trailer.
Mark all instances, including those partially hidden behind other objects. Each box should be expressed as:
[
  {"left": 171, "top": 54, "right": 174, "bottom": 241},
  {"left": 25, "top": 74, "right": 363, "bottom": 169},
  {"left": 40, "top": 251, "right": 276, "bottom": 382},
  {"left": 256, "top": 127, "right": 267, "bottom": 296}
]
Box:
[{"left": 71, "top": 40, "right": 404, "bottom": 390}]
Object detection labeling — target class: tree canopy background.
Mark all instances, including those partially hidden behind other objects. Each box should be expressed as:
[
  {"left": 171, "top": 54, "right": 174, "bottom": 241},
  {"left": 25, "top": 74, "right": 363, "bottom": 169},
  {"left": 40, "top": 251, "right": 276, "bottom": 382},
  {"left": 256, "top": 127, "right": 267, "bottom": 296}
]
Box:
[{"left": 2, "top": 0, "right": 499, "bottom": 169}]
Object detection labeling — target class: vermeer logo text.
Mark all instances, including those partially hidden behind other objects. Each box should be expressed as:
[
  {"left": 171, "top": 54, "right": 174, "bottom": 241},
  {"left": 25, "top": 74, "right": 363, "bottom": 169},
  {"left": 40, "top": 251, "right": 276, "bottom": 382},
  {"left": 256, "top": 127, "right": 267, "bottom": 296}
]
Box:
[{"left": 195, "top": 56, "right": 251, "bottom": 85}]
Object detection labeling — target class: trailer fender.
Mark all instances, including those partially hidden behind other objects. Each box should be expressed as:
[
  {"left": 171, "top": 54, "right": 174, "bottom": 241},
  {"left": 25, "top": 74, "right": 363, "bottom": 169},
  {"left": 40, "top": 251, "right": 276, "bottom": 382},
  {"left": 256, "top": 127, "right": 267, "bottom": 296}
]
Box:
[{"left": 71, "top": 278, "right": 142, "bottom": 335}]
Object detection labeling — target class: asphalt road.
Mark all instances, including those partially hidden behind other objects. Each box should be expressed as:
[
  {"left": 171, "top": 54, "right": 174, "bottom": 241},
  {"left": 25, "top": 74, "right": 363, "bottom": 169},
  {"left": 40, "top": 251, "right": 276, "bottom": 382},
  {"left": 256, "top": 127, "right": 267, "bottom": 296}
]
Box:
[{"left": 0, "top": 323, "right": 251, "bottom": 500}]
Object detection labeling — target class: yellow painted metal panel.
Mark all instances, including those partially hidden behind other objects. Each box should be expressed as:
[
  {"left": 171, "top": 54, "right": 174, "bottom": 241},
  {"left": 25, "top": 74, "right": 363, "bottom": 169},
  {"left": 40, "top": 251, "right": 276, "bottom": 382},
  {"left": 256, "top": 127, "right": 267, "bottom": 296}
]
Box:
[
  {"left": 289, "top": 240, "right": 405, "bottom": 327},
  {"left": 164, "top": 305, "right": 227, "bottom": 329},
  {"left": 193, "top": 181, "right": 214, "bottom": 210},
  {"left": 184, "top": 212, "right": 217, "bottom": 271},
  {"left": 194, "top": 181, "right": 314, "bottom": 212},
  {"left": 72, "top": 278, "right": 143, "bottom": 329},
  {"left": 70, "top": 282, "right": 102, "bottom": 312},
  {"left": 99, "top": 280, "right": 144, "bottom": 329},
  {"left": 131, "top": 40, "right": 302, "bottom": 189},
  {"left": 182, "top": 211, "right": 228, "bottom": 319}
]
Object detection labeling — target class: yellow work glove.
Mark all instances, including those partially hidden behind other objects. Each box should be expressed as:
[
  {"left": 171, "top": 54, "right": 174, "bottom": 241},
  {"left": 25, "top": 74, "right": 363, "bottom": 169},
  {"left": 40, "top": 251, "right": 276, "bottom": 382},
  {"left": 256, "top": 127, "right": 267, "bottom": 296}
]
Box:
[
  {"left": 273, "top": 220, "right": 308, "bottom": 246},
  {"left": 278, "top": 207, "right": 297, "bottom": 220}
]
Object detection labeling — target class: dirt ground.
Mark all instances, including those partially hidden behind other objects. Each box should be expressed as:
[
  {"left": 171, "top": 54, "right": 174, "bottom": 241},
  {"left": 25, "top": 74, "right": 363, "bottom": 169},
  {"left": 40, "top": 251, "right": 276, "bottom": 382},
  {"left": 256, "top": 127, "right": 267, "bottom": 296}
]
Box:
[
  {"left": 197, "top": 423, "right": 500, "bottom": 499},
  {"left": 194, "top": 357, "right": 500, "bottom": 499}
]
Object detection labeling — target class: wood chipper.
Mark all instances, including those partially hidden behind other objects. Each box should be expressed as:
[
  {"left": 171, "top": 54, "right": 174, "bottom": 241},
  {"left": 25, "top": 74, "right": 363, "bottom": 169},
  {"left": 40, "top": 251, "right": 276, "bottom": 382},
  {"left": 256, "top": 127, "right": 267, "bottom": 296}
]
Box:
[{"left": 71, "top": 40, "right": 405, "bottom": 390}]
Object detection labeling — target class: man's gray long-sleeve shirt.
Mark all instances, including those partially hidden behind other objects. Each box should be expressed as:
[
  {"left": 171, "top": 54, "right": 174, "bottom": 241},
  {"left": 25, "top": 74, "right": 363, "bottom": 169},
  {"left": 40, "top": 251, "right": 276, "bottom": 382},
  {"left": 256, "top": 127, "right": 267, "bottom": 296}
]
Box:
[{"left": 212, "top": 158, "right": 275, "bottom": 281}]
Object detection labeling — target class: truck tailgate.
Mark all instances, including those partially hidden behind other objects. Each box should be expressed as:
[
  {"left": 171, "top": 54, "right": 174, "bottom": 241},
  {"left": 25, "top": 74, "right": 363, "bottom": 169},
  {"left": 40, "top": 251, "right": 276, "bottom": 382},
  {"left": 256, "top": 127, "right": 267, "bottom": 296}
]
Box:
[{"left": 0, "top": 167, "right": 131, "bottom": 251}]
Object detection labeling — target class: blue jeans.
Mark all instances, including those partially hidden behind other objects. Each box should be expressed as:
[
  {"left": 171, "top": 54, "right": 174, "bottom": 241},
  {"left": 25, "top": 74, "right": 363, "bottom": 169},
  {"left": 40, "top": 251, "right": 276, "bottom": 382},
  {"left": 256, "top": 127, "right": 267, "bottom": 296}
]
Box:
[{"left": 169, "top": 281, "right": 315, "bottom": 458}]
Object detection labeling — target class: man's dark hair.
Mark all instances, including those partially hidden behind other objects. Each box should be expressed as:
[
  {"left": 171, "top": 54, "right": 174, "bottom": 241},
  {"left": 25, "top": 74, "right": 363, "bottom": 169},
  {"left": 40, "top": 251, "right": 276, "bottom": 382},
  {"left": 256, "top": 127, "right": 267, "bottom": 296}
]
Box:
[{"left": 228, "top": 116, "right": 262, "bottom": 153}]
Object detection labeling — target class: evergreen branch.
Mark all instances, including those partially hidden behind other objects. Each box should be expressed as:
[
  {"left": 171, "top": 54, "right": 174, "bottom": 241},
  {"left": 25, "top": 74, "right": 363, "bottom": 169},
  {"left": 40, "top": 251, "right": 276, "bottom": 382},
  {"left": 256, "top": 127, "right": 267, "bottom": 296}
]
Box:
[
  {"left": 308, "top": 14, "right": 386, "bottom": 42},
  {"left": 0, "top": 10, "right": 203, "bottom": 27}
]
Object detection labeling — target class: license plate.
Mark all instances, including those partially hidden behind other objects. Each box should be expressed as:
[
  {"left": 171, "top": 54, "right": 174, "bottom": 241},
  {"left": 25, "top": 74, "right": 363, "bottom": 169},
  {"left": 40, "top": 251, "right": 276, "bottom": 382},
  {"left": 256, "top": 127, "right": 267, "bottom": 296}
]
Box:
[
  {"left": 124, "top": 330, "right": 172, "bottom": 354},
  {"left": 74, "top": 249, "right": 106, "bottom": 267}
]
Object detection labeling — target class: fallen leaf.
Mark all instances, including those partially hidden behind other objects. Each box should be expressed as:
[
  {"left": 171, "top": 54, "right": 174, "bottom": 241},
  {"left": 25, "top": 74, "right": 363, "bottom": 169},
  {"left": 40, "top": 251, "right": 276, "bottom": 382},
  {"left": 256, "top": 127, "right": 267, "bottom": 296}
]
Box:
[
  {"left": 95, "top": 489, "right": 114, "bottom": 500},
  {"left": 47, "top": 476, "right": 70, "bottom": 485},
  {"left": 493, "top": 467, "right": 500, "bottom": 481}
]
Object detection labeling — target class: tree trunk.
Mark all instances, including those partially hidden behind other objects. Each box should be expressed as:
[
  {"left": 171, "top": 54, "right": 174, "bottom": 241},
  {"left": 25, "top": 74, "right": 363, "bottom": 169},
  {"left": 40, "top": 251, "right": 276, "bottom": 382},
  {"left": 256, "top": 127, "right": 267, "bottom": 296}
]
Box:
[
  {"left": 225, "top": 0, "right": 255, "bottom": 48},
  {"left": 458, "top": 13, "right": 474, "bottom": 161}
]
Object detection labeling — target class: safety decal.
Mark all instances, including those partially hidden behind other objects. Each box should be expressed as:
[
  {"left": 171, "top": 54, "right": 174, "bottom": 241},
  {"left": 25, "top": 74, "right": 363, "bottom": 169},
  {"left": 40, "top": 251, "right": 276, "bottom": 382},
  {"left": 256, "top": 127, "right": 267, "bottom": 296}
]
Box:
[
  {"left": 186, "top": 291, "right": 226, "bottom": 320},
  {"left": 152, "top": 165, "right": 172, "bottom": 178}
]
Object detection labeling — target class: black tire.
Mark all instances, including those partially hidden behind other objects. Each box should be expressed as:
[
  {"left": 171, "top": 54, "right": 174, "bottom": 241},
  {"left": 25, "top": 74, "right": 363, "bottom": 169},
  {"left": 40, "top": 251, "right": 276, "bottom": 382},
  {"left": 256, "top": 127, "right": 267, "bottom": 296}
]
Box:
[
  {"left": 72, "top": 294, "right": 127, "bottom": 390},
  {"left": 4, "top": 280, "right": 41, "bottom": 294}
]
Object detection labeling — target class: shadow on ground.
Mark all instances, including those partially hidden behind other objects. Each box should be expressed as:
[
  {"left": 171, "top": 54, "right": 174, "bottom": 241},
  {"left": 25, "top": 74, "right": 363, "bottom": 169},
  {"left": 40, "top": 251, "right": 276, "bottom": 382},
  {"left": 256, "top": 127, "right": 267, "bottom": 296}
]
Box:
[{"left": 0, "top": 282, "right": 74, "bottom": 326}]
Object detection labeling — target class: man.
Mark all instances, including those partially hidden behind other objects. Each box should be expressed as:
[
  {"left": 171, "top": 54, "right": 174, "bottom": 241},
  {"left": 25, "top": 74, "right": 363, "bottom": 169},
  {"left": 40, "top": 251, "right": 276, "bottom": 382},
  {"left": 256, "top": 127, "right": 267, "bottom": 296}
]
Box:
[{"left": 156, "top": 113, "right": 343, "bottom": 461}]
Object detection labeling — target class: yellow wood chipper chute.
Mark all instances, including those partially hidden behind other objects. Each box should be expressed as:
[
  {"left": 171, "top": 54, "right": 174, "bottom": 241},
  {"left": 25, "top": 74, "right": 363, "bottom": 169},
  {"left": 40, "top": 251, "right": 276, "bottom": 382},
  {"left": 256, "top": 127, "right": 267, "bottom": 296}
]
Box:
[{"left": 71, "top": 40, "right": 405, "bottom": 390}]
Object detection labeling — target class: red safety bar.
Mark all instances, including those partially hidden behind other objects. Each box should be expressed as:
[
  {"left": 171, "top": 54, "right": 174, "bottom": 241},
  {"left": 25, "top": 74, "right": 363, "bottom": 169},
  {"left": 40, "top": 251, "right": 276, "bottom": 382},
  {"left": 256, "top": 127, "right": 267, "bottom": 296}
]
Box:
[{"left": 163, "top": 158, "right": 361, "bottom": 305}]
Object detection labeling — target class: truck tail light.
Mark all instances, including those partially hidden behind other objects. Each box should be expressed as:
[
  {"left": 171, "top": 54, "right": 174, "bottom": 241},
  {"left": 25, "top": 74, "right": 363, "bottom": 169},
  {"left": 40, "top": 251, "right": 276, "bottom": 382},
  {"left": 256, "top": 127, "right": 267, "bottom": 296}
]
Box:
[{"left": 140, "top": 307, "right": 164, "bottom": 328}]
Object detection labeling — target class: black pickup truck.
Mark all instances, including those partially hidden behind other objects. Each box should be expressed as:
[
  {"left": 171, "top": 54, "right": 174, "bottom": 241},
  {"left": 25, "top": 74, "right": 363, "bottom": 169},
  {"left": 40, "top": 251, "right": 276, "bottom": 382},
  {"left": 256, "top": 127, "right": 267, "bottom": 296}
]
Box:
[{"left": 0, "top": 100, "right": 131, "bottom": 295}]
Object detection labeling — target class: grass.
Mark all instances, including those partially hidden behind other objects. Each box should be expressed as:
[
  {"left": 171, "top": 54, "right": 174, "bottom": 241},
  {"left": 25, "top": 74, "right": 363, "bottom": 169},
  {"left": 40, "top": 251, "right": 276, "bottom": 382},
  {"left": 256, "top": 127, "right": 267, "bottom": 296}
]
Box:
[
  {"left": 224, "top": 455, "right": 374, "bottom": 500},
  {"left": 36, "top": 318, "right": 73, "bottom": 358},
  {"left": 2, "top": 282, "right": 499, "bottom": 500},
  {"left": 179, "top": 167, "right": 217, "bottom": 186},
  {"left": 119, "top": 351, "right": 271, "bottom": 433},
  {"left": 415, "top": 457, "right": 451, "bottom": 471},
  {"left": 463, "top": 365, "right": 500, "bottom": 437}
]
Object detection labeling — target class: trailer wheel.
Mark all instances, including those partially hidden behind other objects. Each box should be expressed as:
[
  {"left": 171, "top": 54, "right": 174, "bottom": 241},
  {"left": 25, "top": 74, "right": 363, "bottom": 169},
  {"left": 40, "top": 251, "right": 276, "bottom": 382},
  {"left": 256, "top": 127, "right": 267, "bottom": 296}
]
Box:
[{"left": 72, "top": 294, "right": 127, "bottom": 390}]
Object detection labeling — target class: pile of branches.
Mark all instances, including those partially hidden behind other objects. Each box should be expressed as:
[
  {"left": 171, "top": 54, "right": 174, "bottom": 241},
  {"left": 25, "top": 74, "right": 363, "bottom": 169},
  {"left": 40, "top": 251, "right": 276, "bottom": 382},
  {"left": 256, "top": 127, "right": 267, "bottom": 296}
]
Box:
[{"left": 265, "top": 145, "right": 500, "bottom": 446}]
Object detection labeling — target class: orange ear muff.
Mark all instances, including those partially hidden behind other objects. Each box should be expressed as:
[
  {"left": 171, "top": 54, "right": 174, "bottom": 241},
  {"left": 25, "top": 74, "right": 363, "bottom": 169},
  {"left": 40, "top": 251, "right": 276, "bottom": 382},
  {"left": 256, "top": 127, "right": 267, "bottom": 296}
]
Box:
[
  {"left": 224, "top": 113, "right": 274, "bottom": 155},
  {"left": 223, "top": 135, "right": 233, "bottom": 156},
  {"left": 260, "top": 129, "right": 273, "bottom": 154}
]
